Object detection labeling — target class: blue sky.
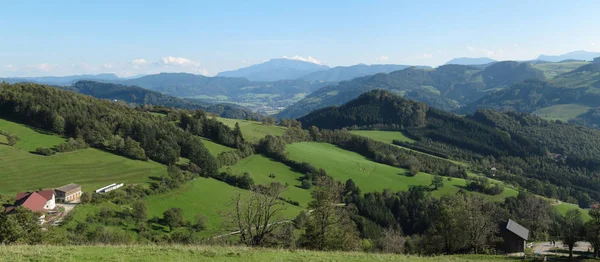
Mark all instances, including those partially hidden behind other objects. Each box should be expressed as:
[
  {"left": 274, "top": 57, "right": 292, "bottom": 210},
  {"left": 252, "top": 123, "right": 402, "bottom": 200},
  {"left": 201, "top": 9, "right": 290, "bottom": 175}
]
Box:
[{"left": 1, "top": 0, "right": 599, "bottom": 77}]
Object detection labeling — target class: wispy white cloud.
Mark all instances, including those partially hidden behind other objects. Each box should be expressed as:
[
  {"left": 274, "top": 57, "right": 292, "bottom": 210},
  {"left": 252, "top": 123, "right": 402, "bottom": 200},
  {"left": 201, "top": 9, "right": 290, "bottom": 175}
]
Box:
[
  {"left": 592, "top": 41, "right": 598, "bottom": 47},
  {"left": 159, "top": 56, "right": 199, "bottom": 66},
  {"left": 467, "top": 45, "right": 498, "bottom": 57},
  {"left": 282, "top": 55, "right": 323, "bottom": 65},
  {"left": 374, "top": 56, "right": 389, "bottom": 61},
  {"left": 131, "top": 59, "right": 148, "bottom": 65},
  {"left": 36, "top": 63, "right": 56, "bottom": 72},
  {"left": 103, "top": 63, "right": 112, "bottom": 69},
  {"left": 422, "top": 53, "right": 433, "bottom": 59}
]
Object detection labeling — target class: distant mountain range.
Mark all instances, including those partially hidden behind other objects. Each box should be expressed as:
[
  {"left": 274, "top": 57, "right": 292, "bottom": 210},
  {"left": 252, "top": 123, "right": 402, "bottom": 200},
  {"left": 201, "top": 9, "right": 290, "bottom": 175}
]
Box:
[
  {"left": 299, "top": 64, "right": 431, "bottom": 82},
  {"left": 217, "top": 58, "right": 330, "bottom": 81},
  {"left": 537, "top": 50, "right": 600, "bottom": 62},
  {"left": 444, "top": 57, "right": 496, "bottom": 66},
  {"left": 0, "top": 73, "right": 123, "bottom": 85},
  {"left": 277, "top": 61, "right": 546, "bottom": 119}
]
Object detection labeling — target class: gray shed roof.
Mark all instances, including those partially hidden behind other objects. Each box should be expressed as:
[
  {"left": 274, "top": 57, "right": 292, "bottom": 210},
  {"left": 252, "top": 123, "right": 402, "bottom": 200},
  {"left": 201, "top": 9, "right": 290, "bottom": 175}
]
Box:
[
  {"left": 55, "top": 183, "right": 81, "bottom": 193},
  {"left": 506, "top": 219, "right": 529, "bottom": 240}
]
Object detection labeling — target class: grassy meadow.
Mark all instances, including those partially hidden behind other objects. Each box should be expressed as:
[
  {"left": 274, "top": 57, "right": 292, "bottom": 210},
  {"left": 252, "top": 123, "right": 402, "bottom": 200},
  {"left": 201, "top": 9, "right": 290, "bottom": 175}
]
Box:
[
  {"left": 201, "top": 138, "right": 235, "bottom": 156},
  {"left": 0, "top": 245, "right": 526, "bottom": 262},
  {"left": 531, "top": 61, "right": 589, "bottom": 79},
  {"left": 532, "top": 104, "right": 591, "bottom": 122},
  {"left": 216, "top": 117, "right": 286, "bottom": 142},
  {"left": 0, "top": 118, "right": 65, "bottom": 151},
  {"left": 0, "top": 118, "right": 166, "bottom": 195},
  {"left": 554, "top": 202, "right": 591, "bottom": 221},
  {"left": 349, "top": 130, "right": 414, "bottom": 143},
  {"left": 145, "top": 177, "right": 303, "bottom": 237},
  {"left": 286, "top": 142, "right": 518, "bottom": 202},
  {"left": 0, "top": 134, "right": 7, "bottom": 144},
  {"left": 222, "top": 154, "right": 312, "bottom": 207}
]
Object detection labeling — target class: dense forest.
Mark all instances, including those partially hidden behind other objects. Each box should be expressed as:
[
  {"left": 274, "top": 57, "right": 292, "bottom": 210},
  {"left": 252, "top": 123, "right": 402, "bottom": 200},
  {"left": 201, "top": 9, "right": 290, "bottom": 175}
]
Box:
[{"left": 299, "top": 90, "right": 600, "bottom": 206}]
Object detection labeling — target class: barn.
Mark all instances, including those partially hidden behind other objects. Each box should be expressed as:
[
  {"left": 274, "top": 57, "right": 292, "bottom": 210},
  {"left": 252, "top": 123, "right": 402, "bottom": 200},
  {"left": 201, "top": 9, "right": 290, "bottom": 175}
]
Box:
[{"left": 500, "top": 219, "right": 529, "bottom": 253}]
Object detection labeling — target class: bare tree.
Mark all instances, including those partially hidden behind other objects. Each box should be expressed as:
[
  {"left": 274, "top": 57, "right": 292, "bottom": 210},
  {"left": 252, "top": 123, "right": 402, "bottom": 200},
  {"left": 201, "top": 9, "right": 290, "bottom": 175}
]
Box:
[{"left": 230, "top": 182, "right": 287, "bottom": 246}]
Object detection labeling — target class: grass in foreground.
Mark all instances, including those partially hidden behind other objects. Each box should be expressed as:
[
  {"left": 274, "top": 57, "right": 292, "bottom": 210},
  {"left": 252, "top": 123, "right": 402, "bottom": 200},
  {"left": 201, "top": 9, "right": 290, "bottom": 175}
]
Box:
[
  {"left": 532, "top": 104, "right": 591, "bottom": 122},
  {"left": 286, "top": 142, "right": 518, "bottom": 201},
  {"left": 0, "top": 245, "right": 523, "bottom": 262},
  {"left": 145, "top": 178, "right": 303, "bottom": 237},
  {"left": 222, "top": 154, "right": 312, "bottom": 207},
  {"left": 0, "top": 134, "right": 7, "bottom": 144},
  {"left": 216, "top": 117, "right": 286, "bottom": 142}
]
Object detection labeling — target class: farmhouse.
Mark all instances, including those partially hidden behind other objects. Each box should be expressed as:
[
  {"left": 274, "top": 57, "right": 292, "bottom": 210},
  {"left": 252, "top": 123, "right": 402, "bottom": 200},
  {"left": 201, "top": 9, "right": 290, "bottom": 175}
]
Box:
[
  {"left": 55, "top": 183, "right": 82, "bottom": 203},
  {"left": 500, "top": 219, "right": 529, "bottom": 253},
  {"left": 5, "top": 189, "right": 56, "bottom": 224}
]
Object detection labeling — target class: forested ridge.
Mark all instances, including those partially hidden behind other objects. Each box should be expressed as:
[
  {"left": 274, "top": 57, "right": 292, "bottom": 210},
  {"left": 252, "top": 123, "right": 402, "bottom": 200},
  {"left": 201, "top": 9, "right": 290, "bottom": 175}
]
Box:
[
  {"left": 299, "top": 90, "right": 600, "bottom": 206},
  {"left": 0, "top": 82, "right": 228, "bottom": 175},
  {"left": 277, "top": 61, "right": 546, "bottom": 119},
  {"left": 65, "top": 81, "right": 262, "bottom": 120}
]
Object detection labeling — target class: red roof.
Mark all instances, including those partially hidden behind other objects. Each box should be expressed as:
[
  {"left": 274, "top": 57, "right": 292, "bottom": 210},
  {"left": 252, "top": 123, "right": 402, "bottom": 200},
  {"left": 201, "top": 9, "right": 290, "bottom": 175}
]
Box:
[
  {"left": 14, "top": 192, "right": 47, "bottom": 212},
  {"left": 15, "top": 192, "right": 30, "bottom": 202},
  {"left": 16, "top": 190, "right": 54, "bottom": 202},
  {"left": 37, "top": 190, "right": 54, "bottom": 201}
]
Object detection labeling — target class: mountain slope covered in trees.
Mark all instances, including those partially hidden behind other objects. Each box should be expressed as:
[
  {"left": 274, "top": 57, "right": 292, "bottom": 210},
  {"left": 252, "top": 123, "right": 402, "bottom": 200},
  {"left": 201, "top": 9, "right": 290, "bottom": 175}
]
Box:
[
  {"left": 298, "top": 64, "right": 428, "bottom": 82},
  {"left": 299, "top": 90, "right": 600, "bottom": 207},
  {"left": 461, "top": 59, "right": 600, "bottom": 127},
  {"left": 278, "top": 61, "right": 545, "bottom": 119}
]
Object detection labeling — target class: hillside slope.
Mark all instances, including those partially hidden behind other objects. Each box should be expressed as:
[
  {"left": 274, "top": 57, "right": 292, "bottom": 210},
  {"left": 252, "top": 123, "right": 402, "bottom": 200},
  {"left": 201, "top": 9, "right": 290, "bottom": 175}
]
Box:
[
  {"left": 299, "top": 64, "right": 423, "bottom": 82},
  {"left": 298, "top": 90, "right": 600, "bottom": 206},
  {"left": 278, "top": 62, "right": 545, "bottom": 119},
  {"left": 460, "top": 60, "right": 600, "bottom": 126}
]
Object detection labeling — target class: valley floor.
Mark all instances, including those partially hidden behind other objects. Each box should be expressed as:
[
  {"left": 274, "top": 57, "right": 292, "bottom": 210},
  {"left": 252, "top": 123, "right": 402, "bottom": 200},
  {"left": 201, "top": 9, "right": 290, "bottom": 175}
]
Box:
[{"left": 0, "top": 245, "right": 524, "bottom": 262}]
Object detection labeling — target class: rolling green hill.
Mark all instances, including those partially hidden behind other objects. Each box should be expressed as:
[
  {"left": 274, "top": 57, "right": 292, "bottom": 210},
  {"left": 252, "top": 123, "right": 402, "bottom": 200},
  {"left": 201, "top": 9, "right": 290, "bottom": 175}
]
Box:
[
  {"left": 286, "top": 142, "right": 517, "bottom": 202},
  {"left": 145, "top": 177, "right": 302, "bottom": 237},
  {"left": 0, "top": 118, "right": 166, "bottom": 195},
  {"left": 532, "top": 104, "right": 592, "bottom": 121},
  {"left": 460, "top": 61, "right": 600, "bottom": 127},
  {"left": 222, "top": 154, "right": 311, "bottom": 207},
  {"left": 216, "top": 117, "right": 286, "bottom": 142},
  {"left": 297, "top": 90, "right": 600, "bottom": 206}
]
